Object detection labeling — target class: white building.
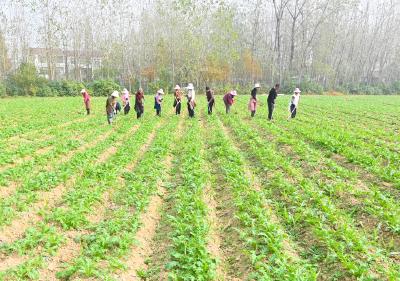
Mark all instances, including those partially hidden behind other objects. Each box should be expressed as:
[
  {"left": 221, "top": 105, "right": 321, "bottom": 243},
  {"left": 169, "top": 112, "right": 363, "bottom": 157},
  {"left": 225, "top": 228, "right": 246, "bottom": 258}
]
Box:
[{"left": 28, "top": 48, "right": 102, "bottom": 81}]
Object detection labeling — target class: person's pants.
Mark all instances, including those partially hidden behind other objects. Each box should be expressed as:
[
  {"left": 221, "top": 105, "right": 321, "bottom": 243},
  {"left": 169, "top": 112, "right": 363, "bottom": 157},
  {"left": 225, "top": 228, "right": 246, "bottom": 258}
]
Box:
[
  {"left": 176, "top": 102, "right": 181, "bottom": 115},
  {"left": 135, "top": 105, "right": 144, "bottom": 119},
  {"left": 86, "top": 108, "right": 90, "bottom": 115},
  {"left": 188, "top": 103, "right": 195, "bottom": 118},
  {"left": 225, "top": 104, "right": 231, "bottom": 114},
  {"left": 107, "top": 113, "right": 114, "bottom": 124},
  {"left": 124, "top": 104, "right": 131, "bottom": 115},
  {"left": 268, "top": 102, "right": 275, "bottom": 120},
  {"left": 251, "top": 110, "right": 255, "bottom": 117},
  {"left": 290, "top": 104, "right": 297, "bottom": 118},
  {"left": 156, "top": 109, "right": 161, "bottom": 116},
  {"left": 208, "top": 101, "right": 214, "bottom": 115}
]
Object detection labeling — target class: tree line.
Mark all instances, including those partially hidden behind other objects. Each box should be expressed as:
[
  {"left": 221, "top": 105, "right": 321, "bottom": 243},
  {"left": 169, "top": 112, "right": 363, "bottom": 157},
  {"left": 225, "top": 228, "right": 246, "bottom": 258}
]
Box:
[{"left": 0, "top": 0, "right": 400, "bottom": 96}]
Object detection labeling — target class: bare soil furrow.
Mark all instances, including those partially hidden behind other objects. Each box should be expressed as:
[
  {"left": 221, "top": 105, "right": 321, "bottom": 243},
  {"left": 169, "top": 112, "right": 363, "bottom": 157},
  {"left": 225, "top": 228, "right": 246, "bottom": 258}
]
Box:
[
  {"left": 39, "top": 122, "right": 163, "bottom": 280},
  {"left": 0, "top": 127, "right": 124, "bottom": 244},
  {"left": 115, "top": 157, "right": 171, "bottom": 281}
]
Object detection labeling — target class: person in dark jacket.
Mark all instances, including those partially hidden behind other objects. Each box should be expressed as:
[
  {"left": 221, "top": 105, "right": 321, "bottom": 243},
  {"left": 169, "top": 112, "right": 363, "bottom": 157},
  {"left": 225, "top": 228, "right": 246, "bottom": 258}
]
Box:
[
  {"left": 267, "top": 84, "right": 280, "bottom": 120},
  {"left": 248, "top": 83, "right": 260, "bottom": 117},
  {"left": 115, "top": 101, "right": 122, "bottom": 114},
  {"left": 135, "top": 88, "right": 145, "bottom": 119},
  {"left": 206, "top": 86, "right": 215, "bottom": 115}
]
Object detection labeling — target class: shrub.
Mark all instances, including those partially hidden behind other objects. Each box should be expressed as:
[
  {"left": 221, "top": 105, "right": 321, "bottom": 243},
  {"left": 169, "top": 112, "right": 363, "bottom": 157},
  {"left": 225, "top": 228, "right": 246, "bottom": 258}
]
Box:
[
  {"left": 49, "top": 80, "right": 85, "bottom": 96},
  {"left": 0, "top": 80, "right": 5, "bottom": 97},
  {"left": 37, "top": 85, "right": 56, "bottom": 97},
  {"left": 86, "top": 80, "right": 121, "bottom": 96},
  {"left": 6, "top": 63, "right": 48, "bottom": 96}
]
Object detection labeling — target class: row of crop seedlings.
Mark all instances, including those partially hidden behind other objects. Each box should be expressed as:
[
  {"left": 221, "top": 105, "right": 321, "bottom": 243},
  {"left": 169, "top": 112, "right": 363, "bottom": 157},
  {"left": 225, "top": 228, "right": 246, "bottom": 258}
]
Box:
[
  {"left": 246, "top": 112, "right": 400, "bottom": 237},
  {"left": 296, "top": 104, "right": 398, "bottom": 153},
  {"left": 220, "top": 114, "right": 400, "bottom": 279},
  {"left": 299, "top": 103, "right": 397, "bottom": 141},
  {"left": 303, "top": 98, "right": 399, "bottom": 126},
  {"left": 0, "top": 119, "right": 129, "bottom": 228},
  {"left": 298, "top": 105, "right": 397, "bottom": 148},
  {"left": 0, "top": 116, "right": 105, "bottom": 187},
  {"left": 0, "top": 113, "right": 101, "bottom": 165},
  {"left": 276, "top": 106, "right": 400, "bottom": 187},
  {"left": 290, "top": 116, "right": 399, "bottom": 187},
  {"left": 0, "top": 118, "right": 154, "bottom": 279},
  {"left": 203, "top": 114, "right": 318, "bottom": 280},
  {"left": 56, "top": 116, "right": 179, "bottom": 280},
  {"left": 152, "top": 119, "right": 216, "bottom": 281},
  {"left": 239, "top": 97, "right": 399, "bottom": 188},
  {"left": 264, "top": 98, "right": 398, "bottom": 165},
  {"left": 0, "top": 120, "right": 132, "bottom": 278},
  {"left": 0, "top": 102, "right": 84, "bottom": 139}
]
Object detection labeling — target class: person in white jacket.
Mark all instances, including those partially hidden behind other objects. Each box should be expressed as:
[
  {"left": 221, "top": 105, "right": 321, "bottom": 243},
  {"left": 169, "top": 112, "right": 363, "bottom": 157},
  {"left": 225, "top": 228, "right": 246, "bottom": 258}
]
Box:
[
  {"left": 186, "top": 83, "right": 196, "bottom": 118},
  {"left": 288, "top": 88, "right": 301, "bottom": 120}
]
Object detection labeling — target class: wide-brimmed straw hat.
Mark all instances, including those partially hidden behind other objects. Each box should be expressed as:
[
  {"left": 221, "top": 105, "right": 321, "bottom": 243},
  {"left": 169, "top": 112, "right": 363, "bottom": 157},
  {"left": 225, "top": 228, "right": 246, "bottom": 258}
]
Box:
[
  {"left": 80, "top": 89, "right": 86, "bottom": 94},
  {"left": 111, "top": 91, "right": 119, "bottom": 98},
  {"left": 122, "top": 88, "right": 129, "bottom": 94},
  {"left": 231, "top": 90, "right": 237, "bottom": 96},
  {"left": 254, "top": 83, "right": 261, "bottom": 88},
  {"left": 187, "top": 83, "right": 194, "bottom": 90},
  {"left": 294, "top": 88, "right": 301, "bottom": 93},
  {"left": 157, "top": 89, "right": 165, "bottom": 95},
  {"left": 174, "top": 85, "right": 181, "bottom": 90}
]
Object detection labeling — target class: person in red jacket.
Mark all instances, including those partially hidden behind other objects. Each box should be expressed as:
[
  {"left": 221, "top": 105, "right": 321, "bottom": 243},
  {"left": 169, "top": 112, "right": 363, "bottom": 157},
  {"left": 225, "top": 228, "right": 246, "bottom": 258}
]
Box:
[
  {"left": 81, "top": 89, "right": 91, "bottom": 115},
  {"left": 223, "top": 90, "right": 237, "bottom": 114}
]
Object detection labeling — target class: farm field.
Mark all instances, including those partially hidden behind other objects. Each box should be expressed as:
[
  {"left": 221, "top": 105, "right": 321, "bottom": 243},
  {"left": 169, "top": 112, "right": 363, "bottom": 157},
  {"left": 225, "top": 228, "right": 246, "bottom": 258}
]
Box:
[{"left": 0, "top": 95, "right": 399, "bottom": 281}]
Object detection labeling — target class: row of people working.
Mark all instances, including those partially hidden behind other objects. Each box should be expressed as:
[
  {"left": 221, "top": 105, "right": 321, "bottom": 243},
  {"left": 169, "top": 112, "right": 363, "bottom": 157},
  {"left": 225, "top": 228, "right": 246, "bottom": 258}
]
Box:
[{"left": 80, "top": 83, "right": 301, "bottom": 124}]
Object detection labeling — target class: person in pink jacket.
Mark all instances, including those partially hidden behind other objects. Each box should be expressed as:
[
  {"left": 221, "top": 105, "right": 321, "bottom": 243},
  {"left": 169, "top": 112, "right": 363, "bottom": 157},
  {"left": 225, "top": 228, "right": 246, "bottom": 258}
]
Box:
[
  {"left": 81, "top": 89, "right": 91, "bottom": 115},
  {"left": 248, "top": 83, "right": 260, "bottom": 117},
  {"left": 223, "top": 90, "right": 237, "bottom": 114}
]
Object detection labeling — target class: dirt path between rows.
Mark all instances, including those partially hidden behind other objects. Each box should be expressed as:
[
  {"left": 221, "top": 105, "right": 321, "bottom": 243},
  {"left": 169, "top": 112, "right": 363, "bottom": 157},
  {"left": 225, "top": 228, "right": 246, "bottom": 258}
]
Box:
[
  {"left": 0, "top": 126, "right": 126, "bottom": 244},
  {"left": 115, "top": 156, "right": 172, "bottom": 281},
  {"left": 39, "top": 122, "right": 164, "bottom": 280},
  {"left": 113, "top": 118, "right": 182, "bottom": 281},
  {"left": 0, "top": 126, "right": 109, "bottom": 202},
  {"left": 0, "top": 146, "right": 53, "bottom": 174}
]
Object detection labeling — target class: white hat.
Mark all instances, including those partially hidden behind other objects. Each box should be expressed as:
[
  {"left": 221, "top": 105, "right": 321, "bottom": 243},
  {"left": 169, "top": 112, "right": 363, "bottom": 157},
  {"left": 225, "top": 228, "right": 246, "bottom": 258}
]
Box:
[
  {"left": 254, "top": 83, "right": 261, "bottom": 88},
  {"left": 231, "top": 90, "right": 237, "bottom": 96},
  {"left": 174, "top": 85, "right": 181, "bottom": 90},
  {"left": 111, "top": 91, "right": 119, "bottom": 98},
  {"left": 157, "top": 89, "right": 164, "bottom": 95},
  {"left": 187, "top": 83, "right": 194, "bottom": 90},
  {"left": 122, "top": 88, "right": 129, "bottom": 94},
  {"left": 80, "top": 89, "right": 86, "bottom": 93},
  {"left": 294, "top": 88, "right": 301, "bottom": 93}
]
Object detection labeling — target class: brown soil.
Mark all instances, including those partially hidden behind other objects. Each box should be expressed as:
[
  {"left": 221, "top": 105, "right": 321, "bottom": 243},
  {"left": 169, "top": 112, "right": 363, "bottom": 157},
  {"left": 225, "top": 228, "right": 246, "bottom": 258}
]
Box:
[
  {"left": 0, "top": 146, "right": 53, "bottom": 174},
  {"left": 38, "top": 229, "right": 87, "bottom": 278},
  {"left": 220, "top": 119, "right": 354, "bottom": 280},
  {"left": 0, "top": 181, "right": 19, "bottom": 200},
  {"left": 0, "top": 254, "right": 29, "bottom": 272},
  {"left": 142, "top": 119, "right": 183, "bottom": 281},
  {"left": 115, "top": 157, "right": 172, "bottom": 281},
  {"left": 203, "top": 182, "right": 228, "bottom": 280},
  {"left": 87, "top": 125, "right": 160, "bottom": 226},
  {"left": 0, "top": 128, "right": 120, "bottom": 244},
  {"left": 220, "top": 123, "right": 301, "bottom": 264},
  {"left": 36, "top": 125, "right": 142, "bottom": 280}
]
